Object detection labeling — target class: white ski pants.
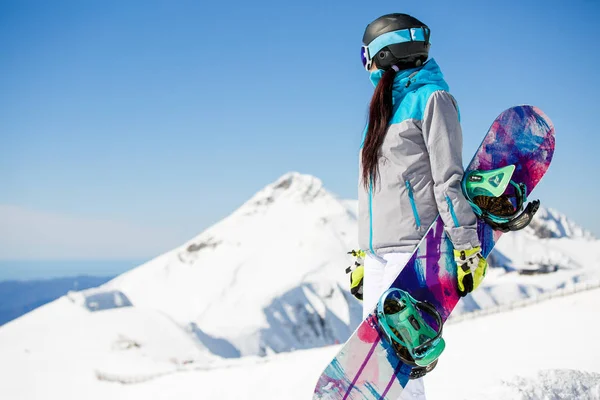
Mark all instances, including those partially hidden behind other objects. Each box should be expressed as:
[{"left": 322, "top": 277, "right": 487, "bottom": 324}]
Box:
[{"left": 363, "top": 252, "right": 427, "bottom": 400}]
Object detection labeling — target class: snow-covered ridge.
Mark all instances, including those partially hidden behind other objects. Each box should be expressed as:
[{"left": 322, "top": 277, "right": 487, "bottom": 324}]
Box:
[
  {"left": 527, "top": 206, "right": 596, "bottom": 240},
  {"left": 102, "top": 172, "right": 360, "bottom": 359}
]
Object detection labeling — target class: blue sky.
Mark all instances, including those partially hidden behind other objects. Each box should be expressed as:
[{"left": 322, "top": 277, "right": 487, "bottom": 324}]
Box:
[{"left": 1, "top": 0, "right": 599, "bottom": 275}]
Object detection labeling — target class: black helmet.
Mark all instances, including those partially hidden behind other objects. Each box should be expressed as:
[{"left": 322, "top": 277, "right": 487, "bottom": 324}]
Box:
[{"left": 361, "top": 13, "right": 430, "bottom": 71}]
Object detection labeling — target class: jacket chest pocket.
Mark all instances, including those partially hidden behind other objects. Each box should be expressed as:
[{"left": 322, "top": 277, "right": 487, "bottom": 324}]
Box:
[{"left": 405, "top": 180, "right": 421, "bottom": 229}]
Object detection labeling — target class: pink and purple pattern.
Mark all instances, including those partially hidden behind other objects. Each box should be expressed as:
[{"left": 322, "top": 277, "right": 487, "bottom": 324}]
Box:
[{"left": 313, "top": 105, "right": 555, "bottom": 399}]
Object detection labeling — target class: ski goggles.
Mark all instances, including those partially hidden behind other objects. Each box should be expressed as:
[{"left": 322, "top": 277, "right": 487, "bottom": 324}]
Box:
[{"left": 361, "top": 27, "right": 430, "bottom": 71}]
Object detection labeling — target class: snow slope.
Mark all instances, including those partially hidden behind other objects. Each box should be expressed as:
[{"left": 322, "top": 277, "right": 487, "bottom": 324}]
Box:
[
  {"left": 2, "top": 284, "right": 598, "bottom": 400},
  {"left": 0, "top": 293, "right": 217, "bottom": 399},
  {"left": 426, "top": 286, "right": 600, "bottom": 400}
]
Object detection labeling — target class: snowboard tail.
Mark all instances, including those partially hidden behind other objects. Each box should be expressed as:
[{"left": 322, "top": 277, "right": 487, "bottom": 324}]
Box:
[{"left": 313, "top": 105, "right": 555, "bottom": 399}]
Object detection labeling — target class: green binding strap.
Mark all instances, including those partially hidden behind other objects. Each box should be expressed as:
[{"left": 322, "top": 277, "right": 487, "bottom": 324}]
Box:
[
  {"left": 461, "top": 165, "right": 540, "bottom": 232},
  {"left": 464, "top": 165, "right": 515, "bottom": 198},
  {"left": 376, "top": 288, "right": 445, "bottom": 367}
]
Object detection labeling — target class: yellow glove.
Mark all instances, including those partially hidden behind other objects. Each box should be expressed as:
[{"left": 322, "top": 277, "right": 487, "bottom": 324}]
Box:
[
  {"left": 347, "top": 249, "right": 366, "bottom": 301},
  {"left": 349, "top": 265, "right": 364, "bottom": 301},
  {"left": 454, "top": 246, "right": 488, "bottom": 297}
]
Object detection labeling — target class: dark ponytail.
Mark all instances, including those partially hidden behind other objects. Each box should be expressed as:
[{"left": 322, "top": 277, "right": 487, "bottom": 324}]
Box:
[{"left": 361, "top": 67, "right": 397, "bottom": 190}]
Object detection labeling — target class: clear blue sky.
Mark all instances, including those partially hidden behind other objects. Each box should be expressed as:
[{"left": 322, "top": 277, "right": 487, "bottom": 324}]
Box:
[{"left": 1, "top": 0, "right": 599, "bottom": 273}]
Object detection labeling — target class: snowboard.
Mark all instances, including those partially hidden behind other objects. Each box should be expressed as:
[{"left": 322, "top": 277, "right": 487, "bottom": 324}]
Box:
[{"left": 313, "top": 105, "right": 555, "bottom": 399}]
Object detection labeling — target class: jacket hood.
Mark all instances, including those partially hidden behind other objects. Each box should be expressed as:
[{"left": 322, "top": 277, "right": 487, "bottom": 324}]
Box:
[{"left": 369, "top": 58, "right": 450, "bottom": 101}]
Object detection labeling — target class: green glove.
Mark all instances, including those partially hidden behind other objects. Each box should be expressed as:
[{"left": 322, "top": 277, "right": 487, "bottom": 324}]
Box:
[{"left": 454, "top": 246, "right": 488, "bottom": 297}]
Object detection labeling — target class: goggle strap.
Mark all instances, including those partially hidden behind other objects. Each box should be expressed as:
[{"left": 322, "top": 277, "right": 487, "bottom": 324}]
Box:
[{"left": 363, "top": 27, "right": 430, "bottom": 67}]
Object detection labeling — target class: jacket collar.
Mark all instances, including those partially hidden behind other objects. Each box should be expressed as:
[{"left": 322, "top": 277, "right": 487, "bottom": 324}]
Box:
[{"left": 369, "top": 58, "right": 450, "bottom": 101}]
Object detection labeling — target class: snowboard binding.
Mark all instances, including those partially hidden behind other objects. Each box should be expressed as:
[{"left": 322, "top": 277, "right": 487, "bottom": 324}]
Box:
[
  {"left": 462, "top": 165, "right": 540, "bottom": 232},
  {"left": 376, "top": 288, "right": 445, "bottom": 379}
]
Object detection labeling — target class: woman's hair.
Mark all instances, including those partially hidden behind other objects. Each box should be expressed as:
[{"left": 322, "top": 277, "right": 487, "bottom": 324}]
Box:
[{"left": 361, "top": 66, "right": 398, "bottom": 190}]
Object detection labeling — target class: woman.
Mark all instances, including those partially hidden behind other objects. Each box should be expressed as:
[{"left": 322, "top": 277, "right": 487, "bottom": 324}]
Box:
[{"left": 357, "top": 13, "right": 489, "bottom": 399}]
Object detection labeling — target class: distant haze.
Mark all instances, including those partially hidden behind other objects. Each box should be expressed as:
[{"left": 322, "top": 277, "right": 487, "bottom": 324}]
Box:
[{"left": 0, "top": 260, "right": 142, "bottom": 281}]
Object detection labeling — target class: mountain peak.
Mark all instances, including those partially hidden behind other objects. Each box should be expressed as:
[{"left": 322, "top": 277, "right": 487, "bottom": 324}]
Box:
[
  {"left": 270, "top": 171, "right": 323, "bottom": 193},
  {"left": 528, "top": 206, "right": 596, "bottom": 240},
  {"left": 243, "top": 172, "right": 328, "bottom": 210}
]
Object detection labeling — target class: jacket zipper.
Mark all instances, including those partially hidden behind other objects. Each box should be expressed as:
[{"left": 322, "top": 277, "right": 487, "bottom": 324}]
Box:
[
  {"left": 445, "top": 195, "right": 461, "bottom": 227},
  {"left": 405, "top": 180, "right": 421, "bottom": 229},
  {"left": 368, "top": 183, "right": 375, "bottom": 253}
]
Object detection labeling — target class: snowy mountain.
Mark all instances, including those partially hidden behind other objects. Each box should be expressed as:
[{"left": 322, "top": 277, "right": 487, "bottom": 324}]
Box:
[
  {"left": 0, "top": 293, "right": 219, "bottom": 395},
  {"left": 103, "top": 172, "right": 363, "bottom": 357},
  {"left": 1, "top": 171, "right": 599, "bottom": 396},
  {"left": 528, "top": 206, "right": 596, "bottom": 240}
]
